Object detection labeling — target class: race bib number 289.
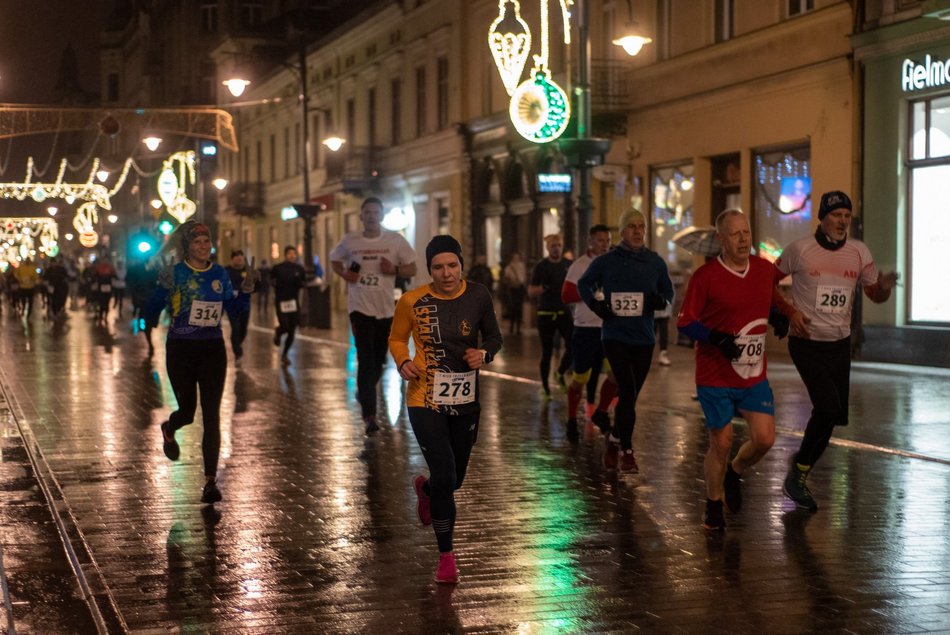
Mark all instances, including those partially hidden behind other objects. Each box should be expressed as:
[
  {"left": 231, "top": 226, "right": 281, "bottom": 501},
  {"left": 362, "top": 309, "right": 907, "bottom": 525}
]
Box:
[{"left": 816, "top": 285, "right": 850, "bottom": 314}]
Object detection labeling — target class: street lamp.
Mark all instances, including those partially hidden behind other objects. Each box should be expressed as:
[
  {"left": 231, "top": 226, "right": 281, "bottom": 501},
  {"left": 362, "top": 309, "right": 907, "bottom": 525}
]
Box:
[
  {"left": 222, "top": 78, "right": 251, "bottom": 98},
  {"left": 142, "top": 136, "right": 163, "bottom": 152},
  {"left": 322, "top": 136, "right": 346, "bottom": 152},
  {"left": 612, "top": 1, "right": 652, "bottom": 57},
  {"left": 212, "top": 177, "right": 229, "bottom": 191}
]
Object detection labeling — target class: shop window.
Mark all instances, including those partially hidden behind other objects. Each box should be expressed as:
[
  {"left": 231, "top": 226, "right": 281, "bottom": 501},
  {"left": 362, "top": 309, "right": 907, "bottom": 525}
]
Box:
[
  {"left": 787, "top": 0, "right": 814, "bottom": 17},
  {"left": 650, "top": 163, "right": 695, "bottom": 273},
  {"left": 712, "top": 153, "right": 741, "bottom": 217},
  {"left": 752, "top": 147, "right": 811, "bottom": 262},
  {"left": 908, "top": 96, "right": 950, "bottom": 323},
  {"left": 437, "top": 198, "right": 450, "bottom": 235}
]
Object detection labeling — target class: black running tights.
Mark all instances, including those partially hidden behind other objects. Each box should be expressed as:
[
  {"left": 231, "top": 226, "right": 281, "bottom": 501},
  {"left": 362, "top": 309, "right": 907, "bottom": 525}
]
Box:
[
  {"left": 603, "top": 340, "right": 654, "bottom": 451},
  {"left": 788, "top": 336, "right": 851, "bottom": 467},
  {"left": 350, "top": 311, "right": 392, "bottom": 419}
]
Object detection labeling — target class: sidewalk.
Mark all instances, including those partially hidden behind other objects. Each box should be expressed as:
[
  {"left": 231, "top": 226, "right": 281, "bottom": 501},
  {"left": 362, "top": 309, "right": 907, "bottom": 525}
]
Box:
[{"left": 2, "top": 304, "right": 950, "bottom": 633}]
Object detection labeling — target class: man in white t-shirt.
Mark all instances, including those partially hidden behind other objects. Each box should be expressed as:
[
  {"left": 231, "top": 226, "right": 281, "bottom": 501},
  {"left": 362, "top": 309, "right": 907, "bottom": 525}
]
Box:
[
  {"left": 331, "top": 197, "right": 417, "bottom": 434},
  {"left": 560, "top": 224, "right": 618, "bottom": 441},
  {"left": 776, "top": 190, "right": 898, "bottom": 512}
]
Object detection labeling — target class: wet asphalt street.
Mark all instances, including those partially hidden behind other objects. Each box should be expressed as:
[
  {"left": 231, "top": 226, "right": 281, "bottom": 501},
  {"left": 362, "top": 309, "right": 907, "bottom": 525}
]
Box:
[{"left": 1, "top": 301, "right": 950, "bottom": 634}]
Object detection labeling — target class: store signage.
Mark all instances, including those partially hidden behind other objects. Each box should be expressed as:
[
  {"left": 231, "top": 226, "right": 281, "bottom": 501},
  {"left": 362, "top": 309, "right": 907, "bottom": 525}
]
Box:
[
  {"left": 538, "top": 173, "right": 572, "bottom": 193},
  {"left": 902, "top": 54, "right": 950, "bottom": 92}
]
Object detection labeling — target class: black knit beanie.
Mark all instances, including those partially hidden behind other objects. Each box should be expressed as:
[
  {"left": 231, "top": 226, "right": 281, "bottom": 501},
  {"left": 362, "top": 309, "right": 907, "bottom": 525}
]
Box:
[
  {"left": 425, "top": 235, "right": 463, "bottom": 272},
  {"left": 818, "top": 191, "right": 852, "bottom": 220}
]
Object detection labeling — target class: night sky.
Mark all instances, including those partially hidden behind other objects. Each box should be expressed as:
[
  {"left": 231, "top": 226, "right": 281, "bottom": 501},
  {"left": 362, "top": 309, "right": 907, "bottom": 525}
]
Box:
[{"left": 0, "top": 0, "right": 107, "bottom": 103}]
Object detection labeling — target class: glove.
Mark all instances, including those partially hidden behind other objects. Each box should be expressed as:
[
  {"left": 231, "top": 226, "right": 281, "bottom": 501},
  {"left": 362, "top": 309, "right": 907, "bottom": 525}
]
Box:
[
  {"left": 768, "top": 309, "right": 790, "bottom": 339},
  {"left": 240, "top": 268, "right": 260, "bottom": 294},
  {"left": 709, "top": 330, "right": 741, "bottom": 361},
  {"left": 589, "top": 299, "right": 615, "bottom": 322},
  {"left": 645, "top": 292, "right": 668, "bottom": 312},
  {"left": 157, "top": 265, "right": 174, "bottom": 290}
]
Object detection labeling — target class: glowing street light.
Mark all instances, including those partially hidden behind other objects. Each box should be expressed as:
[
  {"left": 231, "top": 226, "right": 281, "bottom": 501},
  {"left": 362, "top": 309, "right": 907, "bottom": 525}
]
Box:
[
  {"left": 142, "top": 136, "right": 163, "bottom": 152},
  {"left": 212, "top": 177, "right": 229, "bottom": 191},
  {"left": 65, "top": 233, "right": 74, "bottom": 241},
  {"left": 223, "top": 78, "right": 251, "bottom": 98},
  {"left": 150, "top": 199, "right": 163, "bottom": 210},
  {"left": 107, "top": 214, "right": 118, "bottom": 224},
  {"left": 612, "top": 32, "right": 652, "bottom": 56},
  {"left": 322, "top": 136, "right": 346, "bottom": 152}
]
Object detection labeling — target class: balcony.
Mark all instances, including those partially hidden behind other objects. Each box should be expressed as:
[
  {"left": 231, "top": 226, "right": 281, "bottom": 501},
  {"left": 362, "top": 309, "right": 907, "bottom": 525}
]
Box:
[
  {"left": 591, "top": 59, "right": 630, "bottom": 113},
  {"left": 227, "top": 181, "right": 265, "bottom": 217}
]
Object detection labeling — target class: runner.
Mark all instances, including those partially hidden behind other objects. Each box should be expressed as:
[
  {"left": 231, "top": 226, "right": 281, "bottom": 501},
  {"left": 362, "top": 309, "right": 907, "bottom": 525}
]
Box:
[
  {"left": 528, "top": 234, "right": 573, "bottom": 397},
  {"left": 677, "top": 209, "right": 800, "bottom": 530},
  {"left": 147, "top": 221, "right": 257, "bottom": 504},
  {"left": 127, "top": 259, "right": 159, "bottom": 356},
  {"left": 389, "top": 235, "right": 503, "bottom": 584},
  {"left": 331, "top": 197, "right": 417, "bottom": 434},
  {"left": 93, "top": 256, "right": 117, "bottom": 324},
  {"left": 13, "top": 257, "right": 39, "bottom": 317},
  {"left": 225, "top": 250, "right": 254, "bottom": 363},
  {"left": 271, "top": 246, "right": 306, "bottom": 366},
  {"left": 560, "top": 224, "right": 618, "bottom": 441},
  {"left": 776, "top": 191, "right": 898, "bottom": 511},
  {"left": 578, "top": 210, "right": 674, "bottom": 472}
]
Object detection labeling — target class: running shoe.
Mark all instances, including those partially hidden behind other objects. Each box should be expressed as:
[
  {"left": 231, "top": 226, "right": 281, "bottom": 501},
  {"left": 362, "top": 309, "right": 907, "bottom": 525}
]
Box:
[
  {"left": 201, "top": 479, "right": 222, "bottom": 504},
  {"left": 364, "top": 416, "right": 380, "bottom": 435},
  {"left": 723, "top": 463, "right": 742, "bottom": 513},
  {"left": 566, "top": 418, "right": 579, "bottom": 442},
  {"left": 620, "top": 449, "right": 638, "bottom": 473},
  {"left": 658, "top": 350, "right": 671, "bottom": 366},
  {"left": 413, "top": 475, "right": 432, "bottom": 526},
  {"left": 590, "top": 410, "right": 611, "bottom": 435},
  {"left": 782, "top": 454, "right": 818, "bottom": 512},
  {"left": 160, "top": 422, "right": 180, "bottom": 461},
  {"left": 273, "top": 328, "right": 281, "bottom": 347},
  {"left": 604, "top": 437, "right": 620, "bottom": 470},
  {"left": 281, "top": 355, "right": 291, "bottom": 366},
  {"left": 555, "top": 372, "right": 567, "bottom": 392},
  {"left": 434, "top": 552, "right": 459, "bottom": 584},
  {"left": 703, "top": 499, "right": 726, "bottom": 531}
]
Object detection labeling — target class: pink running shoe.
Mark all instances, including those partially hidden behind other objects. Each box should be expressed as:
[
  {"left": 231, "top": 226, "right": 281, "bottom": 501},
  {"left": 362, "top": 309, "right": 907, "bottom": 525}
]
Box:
[
  {"left": 435, "top": 552, "right": 459, "bottom": 584},
  {"left": 413, "top": 475, "right": 432, "bottom": 526}
]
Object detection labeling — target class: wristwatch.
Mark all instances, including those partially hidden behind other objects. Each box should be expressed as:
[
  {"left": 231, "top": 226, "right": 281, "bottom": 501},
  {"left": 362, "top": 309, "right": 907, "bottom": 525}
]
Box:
[{"left": 480, "top": 349, "right": 492, "bottom": 364}]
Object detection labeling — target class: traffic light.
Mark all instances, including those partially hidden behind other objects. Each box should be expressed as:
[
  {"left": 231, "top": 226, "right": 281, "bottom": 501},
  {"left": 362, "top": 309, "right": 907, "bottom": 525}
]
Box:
[{"left": 129, "top": 231, "right": 159, "bottom": 260}]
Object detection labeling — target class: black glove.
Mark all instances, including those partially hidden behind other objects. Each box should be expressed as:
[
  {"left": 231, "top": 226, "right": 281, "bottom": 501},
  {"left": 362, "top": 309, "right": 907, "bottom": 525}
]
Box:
[
  {"left": 589, "top": 299, "right": 615, "bottom": 322},
  {"left": 645, "top": 292, "right": 668, "bottom": 312},
  {"left": 768, "top": 309, "right": 789, "bottom": 339},
  {"left": 709, "top": 330, "right": 741, "bottom": 361}
]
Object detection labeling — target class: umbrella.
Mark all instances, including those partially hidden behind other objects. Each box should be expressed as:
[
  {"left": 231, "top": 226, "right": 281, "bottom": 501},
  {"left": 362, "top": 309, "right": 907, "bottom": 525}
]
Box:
[{"left": 672, "top": 226, "right": 721, "bottom": 258}]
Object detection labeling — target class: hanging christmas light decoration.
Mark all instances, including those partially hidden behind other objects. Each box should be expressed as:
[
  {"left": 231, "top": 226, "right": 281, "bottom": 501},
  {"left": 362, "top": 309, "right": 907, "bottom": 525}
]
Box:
[
  {"left": 157, "top": 151, "right": 197, "bottom": 224},
  {"left": 73, "top": 202, "right": 100, "bottom": 248},
  {"left": 0, "top": 157, "right": 134, "bottom": 210},
  {"left": 488, "top": 0, "right": 533, "bottom": 97},
  {"left": 0, "top": 218, "right": 59, "bottom": 265},
  {"left": 503, "top": 0, "right": 573, "bottom": 143}
]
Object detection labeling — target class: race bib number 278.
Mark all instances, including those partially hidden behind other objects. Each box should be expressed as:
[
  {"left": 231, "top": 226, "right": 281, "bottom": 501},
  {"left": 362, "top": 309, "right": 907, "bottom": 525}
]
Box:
[{"left": 432, "top": 371, "right": 476, "bottom": 405}]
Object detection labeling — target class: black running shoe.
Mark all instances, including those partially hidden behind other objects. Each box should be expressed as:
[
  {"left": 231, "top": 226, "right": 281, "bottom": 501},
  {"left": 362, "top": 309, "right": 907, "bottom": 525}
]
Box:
[
  {"left": 160, "top": 422, "right": 180, "bottom": 461},
  {"left": 364, "top": 417, "right": 380, "bottom": 435},
  {"left": 273, "top": 328, "right": 281, "bottom": 347},
  {"left": 783, "top": 453, "right": 818, "bottom": 512},
  {"left": 201, "top": 479, "right": 222, "bottom": 504},
  {"left": 566, "top": 418, "right": 579, "bottom": 442},
  {"left": 590, "top": 410, "right": 611, "bottom": 434},
  {"left": 724, "top": 463, "right": 742, "bottom": 513},
  {"left": 703, "top": 499, "right": 726, "bottom": 531}
]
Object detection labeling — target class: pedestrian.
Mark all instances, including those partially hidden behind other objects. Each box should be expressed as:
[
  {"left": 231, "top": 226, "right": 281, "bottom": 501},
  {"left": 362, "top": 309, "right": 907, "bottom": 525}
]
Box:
[
  {"left": 502, "top": 252, "right": 527, "bottom": 335},
  {"left": 113, "top": 259, "right": 127, "bottom": 318},
  {"left": 465, "top": 254, "right": 494, "bottom": 290},
  {"left": 225, "top": 250, "right": 254, "bottom": 363},
  {"left": 330, "top": 197, "right": 417, "bottom": 434},
  {"left": 776, "top": 191, "right": 898, "bottom": 511},
  {"left": 270, "top": 246, "right": 306, "bottom": 365},
  {"left": 43, "top": 256, "right": 70, "bottom": 319},
  {"left": 93, "top": 256, "right": 117, "bottom": 323},
  {"left": 676, "top": 209, "right": 800, "bottom": 530},
  {"left": 257, "top": 259, "right": 271, "bottom": 314},
  {"left": 528, "top": 234, "right": 574, "bottom": 397},
  {"left": 126, "top": 258, "right": 159, "bottom": 356},
  {"left": 14, "top": 257, "right": 39, "bottom": 317},
  {"left": 389, "top": 234, "right": 503, "bottom": 584},
  {"left": 561, "top": 224, "right": 619, "bottom": 440},
  {"left": 579, "top": 211, "right": 674, "bottom": 472},
  {"left": 147, "top": 221, "right": 257, "bottom": 504}
]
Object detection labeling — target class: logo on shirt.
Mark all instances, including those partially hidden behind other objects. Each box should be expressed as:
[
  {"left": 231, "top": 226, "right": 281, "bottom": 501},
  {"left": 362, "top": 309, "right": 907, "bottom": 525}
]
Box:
[
  {"left": 843, "top": 270, "right": 858, "bottom": 279},
  {"left": 809, "top": 270, "right": 821, "bottom": 277},
  {"left": 459, "top": 319, "right": 472, "bottom": 336},
  {"left": 211, "top": 280, "right": 223, "bottom": 293}
]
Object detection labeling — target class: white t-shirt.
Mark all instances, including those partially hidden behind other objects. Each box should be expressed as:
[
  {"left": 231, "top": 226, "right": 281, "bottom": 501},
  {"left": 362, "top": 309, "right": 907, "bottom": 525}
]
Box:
[
  {"left": 776, "top": 235, "right": 878, "bottom": 341},
  {"left": 330, "top": 230, "right": 416, "bottom": 318},
  {"left": 564, "top": 252, "right": 602, "bottom": 328}
]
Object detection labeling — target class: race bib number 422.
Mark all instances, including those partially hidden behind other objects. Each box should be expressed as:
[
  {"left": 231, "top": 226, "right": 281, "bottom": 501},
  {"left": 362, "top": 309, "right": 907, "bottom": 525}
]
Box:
[
  {"left": 279, "top": 299, "right": 297, "bottom": 313},
  {"left": 815, "top": 285, "right": 850, "bottom": 314},
  {"left": 432, "top": 371, "right": 476, "bottom": 405},
  {"left": 188, "top": 300, "right": 222, "bottom": 327},
  {"left": 358, "top": 274, "right": 380, "bottom": 288},
  {"left": 610, "top": 292, "right": 644, "bottom": 317}
]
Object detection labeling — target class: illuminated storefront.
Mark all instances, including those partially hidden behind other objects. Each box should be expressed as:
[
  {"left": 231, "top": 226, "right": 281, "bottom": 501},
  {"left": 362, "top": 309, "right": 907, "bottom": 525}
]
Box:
[{"left": 856, "top": 18, "right": 950, "bottom": 367}]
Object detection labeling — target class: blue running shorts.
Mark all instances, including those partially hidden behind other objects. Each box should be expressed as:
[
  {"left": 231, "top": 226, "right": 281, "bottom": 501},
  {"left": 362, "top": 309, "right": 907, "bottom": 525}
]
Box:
[{"left": 697, "top": 380, "right": 775, "bottom": 430}]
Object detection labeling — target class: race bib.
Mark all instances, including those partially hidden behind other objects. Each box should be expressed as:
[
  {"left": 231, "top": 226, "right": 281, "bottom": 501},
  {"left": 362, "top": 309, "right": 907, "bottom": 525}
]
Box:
[
  {"left": 358, "top": 273, "right": 381, "bottom": 288},
  {"left": 279, "top": 299, "right": 298, "bottom": 313},
  {"left": 432, "top": 371, "right": 476, "bottom": 405},
  {"left": 734, "top": 333, "right": 765, "bottom": 366},
  {"left": 188, "top": 300, "right": 221, "bottom": 327},
  {"left": 815, "top": 285, "right": 850, "bottom": 314},
  {"left": 99, "top": 284, "right": 112, "bottom": 293},
  {"left": 610, "top": 292, "right": 644, "bottom": 317}
]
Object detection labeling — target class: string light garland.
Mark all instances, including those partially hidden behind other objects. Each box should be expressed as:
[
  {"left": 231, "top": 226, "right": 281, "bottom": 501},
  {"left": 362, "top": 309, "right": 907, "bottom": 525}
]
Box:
[
  {"left": 0, "top": 217, "right": 59, "bottom": 266},
  {"left": 0, "top": 156, "right": 134, "bottom": 210}
]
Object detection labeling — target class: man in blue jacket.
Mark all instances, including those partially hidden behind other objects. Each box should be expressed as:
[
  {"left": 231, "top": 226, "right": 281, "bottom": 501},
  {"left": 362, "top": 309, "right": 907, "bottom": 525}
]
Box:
[{"left": 578, "top": 210, "right": 674, "bottom": 472}]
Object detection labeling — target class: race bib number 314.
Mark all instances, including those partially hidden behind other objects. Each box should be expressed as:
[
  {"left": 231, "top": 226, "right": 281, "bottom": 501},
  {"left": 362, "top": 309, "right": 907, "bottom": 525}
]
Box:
[
  {"left": 432, "top": 371, "right": 476, "bottom": 405},
  {"left": 189, "top": 300, "right": 222, "bottom": 327}
]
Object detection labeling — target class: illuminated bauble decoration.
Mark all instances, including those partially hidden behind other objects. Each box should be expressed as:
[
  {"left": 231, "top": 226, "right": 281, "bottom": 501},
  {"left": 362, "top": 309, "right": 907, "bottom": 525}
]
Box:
[
  {"left": 98, "top": 115, "right": 121, "bottom": 137},
  {"left": 509, "top": 68, "right": 570, "bottom": 143},
  {"left": 31, "top": 188, "right": 47, "bottom": 202},
  {"left": 79, "top": 232, "right": 99, "bottom": 248},
  {"left": 488, "top": 0, "right": 532, "bottom": 97},
  {"left": 157, "top": 168, "right": 178, "bottom": 208},
  {"left": 156, "top": 151, "right": 197, "bottom": 224}
]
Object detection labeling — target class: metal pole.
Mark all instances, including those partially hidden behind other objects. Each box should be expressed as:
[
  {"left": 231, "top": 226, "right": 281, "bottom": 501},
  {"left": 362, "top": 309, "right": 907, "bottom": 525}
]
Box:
[
  {"left": 577, "top": 0, "right": 593, "bottom": 235},
  {"left": 299, "top": 34, "right": 314, "bottom": 273}
]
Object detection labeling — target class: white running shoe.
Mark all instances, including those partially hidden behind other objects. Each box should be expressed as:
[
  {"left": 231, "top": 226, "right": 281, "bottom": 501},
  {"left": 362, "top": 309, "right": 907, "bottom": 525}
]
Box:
[{"left": 658, "top": 350, "right": 671, "bottom": 366}]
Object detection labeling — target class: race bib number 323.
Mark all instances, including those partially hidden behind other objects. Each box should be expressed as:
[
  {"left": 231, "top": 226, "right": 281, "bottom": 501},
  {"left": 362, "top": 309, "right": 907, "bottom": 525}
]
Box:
[
  {"left": 610, "top": 292, "right": 644, "bottom": 317},
  {"left": 432, "top": 371, "right": 476, "bottom": 405}
]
